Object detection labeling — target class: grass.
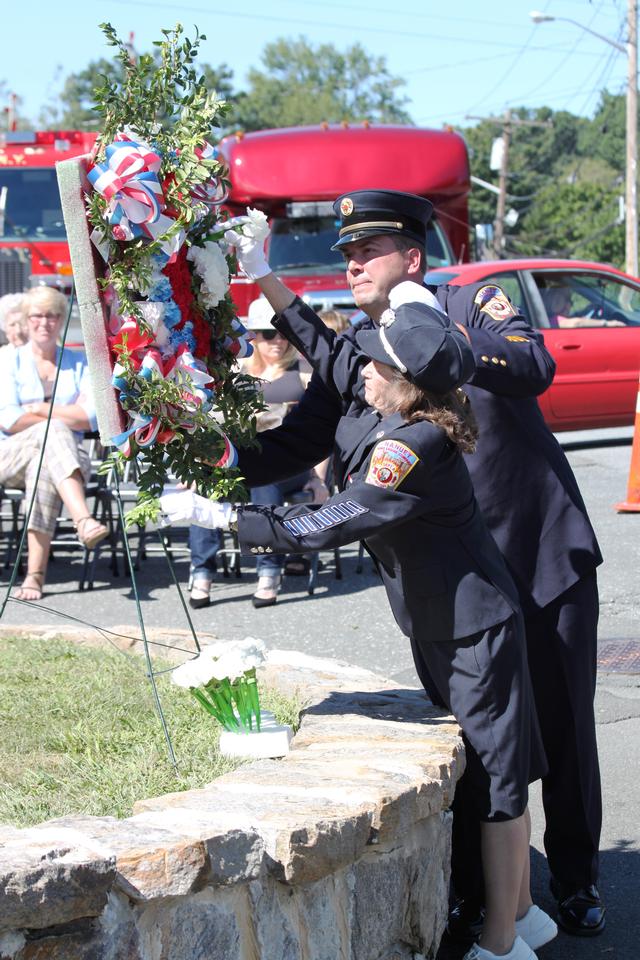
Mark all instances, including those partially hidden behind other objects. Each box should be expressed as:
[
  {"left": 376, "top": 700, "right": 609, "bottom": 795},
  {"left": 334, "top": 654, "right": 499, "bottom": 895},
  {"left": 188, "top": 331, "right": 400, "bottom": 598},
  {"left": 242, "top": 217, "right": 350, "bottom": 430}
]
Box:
[{"left": 0, "top": 635, "right": 303, "bottom": 827}]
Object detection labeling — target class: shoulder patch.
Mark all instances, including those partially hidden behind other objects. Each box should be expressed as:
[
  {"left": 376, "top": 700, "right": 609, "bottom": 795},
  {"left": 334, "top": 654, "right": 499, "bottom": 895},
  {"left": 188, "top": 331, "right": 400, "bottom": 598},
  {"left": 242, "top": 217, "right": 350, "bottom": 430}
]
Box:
[
  {"left": 366, "top": 439, "right": 419, "bottom": 489},
  {"left": 473, "top": 284, "right": 517, "bottom": 322},
  {"left": 504, "top": 334, "right": 530, "bottom": 342}
]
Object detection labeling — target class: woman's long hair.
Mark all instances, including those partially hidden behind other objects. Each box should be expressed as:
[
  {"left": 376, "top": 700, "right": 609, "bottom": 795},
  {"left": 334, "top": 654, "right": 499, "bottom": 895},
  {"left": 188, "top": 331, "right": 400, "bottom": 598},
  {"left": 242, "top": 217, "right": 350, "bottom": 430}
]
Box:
[
  {"left": 387, "top": 369, "right": 478, "bottom": 454},
  {"left": 242, "top": 335, "right": 299, "bottom": 380}
]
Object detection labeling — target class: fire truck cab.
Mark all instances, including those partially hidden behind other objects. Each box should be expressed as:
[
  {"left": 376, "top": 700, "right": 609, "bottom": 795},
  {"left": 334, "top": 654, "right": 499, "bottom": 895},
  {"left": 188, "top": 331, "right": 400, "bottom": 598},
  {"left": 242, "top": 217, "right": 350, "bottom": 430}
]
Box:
[
  {"left": 0, "top": 130, "right": 97, "bottom": 298},
  {"left": 219, "top": 124, "right": 471, "bottom": 318}
]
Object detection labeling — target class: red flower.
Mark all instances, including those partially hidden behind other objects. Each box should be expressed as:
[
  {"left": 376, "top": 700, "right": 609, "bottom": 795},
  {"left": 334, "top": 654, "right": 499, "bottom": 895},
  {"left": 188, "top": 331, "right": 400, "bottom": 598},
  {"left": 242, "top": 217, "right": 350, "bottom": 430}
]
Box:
[
  {"left": 163, "top": 247, "right": 194, "bottom": 327},
  {"left": 191, "top": 311, "right": 212, "bottom": 359}
]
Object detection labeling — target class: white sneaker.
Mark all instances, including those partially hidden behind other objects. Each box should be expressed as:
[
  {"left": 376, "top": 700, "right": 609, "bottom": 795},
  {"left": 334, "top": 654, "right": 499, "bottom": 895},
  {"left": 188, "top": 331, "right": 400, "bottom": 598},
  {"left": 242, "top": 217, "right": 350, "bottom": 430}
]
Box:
[
  {"left": 463, "top": 935, "right": 537, "bottom": 960},
  {"left": 515, "top": 905, "right": 558, "bottom": 950}
]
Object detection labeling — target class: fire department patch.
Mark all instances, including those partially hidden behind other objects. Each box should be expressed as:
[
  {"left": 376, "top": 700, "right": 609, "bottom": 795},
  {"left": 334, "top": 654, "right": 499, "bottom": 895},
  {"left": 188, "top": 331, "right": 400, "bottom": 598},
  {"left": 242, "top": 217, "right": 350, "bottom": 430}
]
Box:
[
  {"left": 505, "top": 334, "right": 530, "bottom": 342},
  {"left": 473, "top": 285, "right": 517, "bottom": 322},
  {"left": 340, "top": 197, "right": 354, "bottom": 216},
  {"left": 365, "top": 440, "right": 419, "bottom": 489}
]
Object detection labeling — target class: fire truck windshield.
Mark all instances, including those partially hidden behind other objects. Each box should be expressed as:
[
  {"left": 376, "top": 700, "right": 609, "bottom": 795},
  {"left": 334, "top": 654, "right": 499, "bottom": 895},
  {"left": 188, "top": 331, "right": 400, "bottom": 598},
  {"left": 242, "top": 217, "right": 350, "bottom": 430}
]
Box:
[
  {"left": 268, "top": 215, "right": 453, "bottom": 274},
  {"left": 0, "top": 168, "right": 66, "bottom": 240}
]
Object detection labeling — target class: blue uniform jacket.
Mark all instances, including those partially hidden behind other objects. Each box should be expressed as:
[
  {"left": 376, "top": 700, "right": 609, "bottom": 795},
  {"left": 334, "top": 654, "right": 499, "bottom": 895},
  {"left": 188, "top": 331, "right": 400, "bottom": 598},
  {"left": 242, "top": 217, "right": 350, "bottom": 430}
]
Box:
[
  {"left": 237, "top": 283, "right": 602, "bottom": 614},
  {"left": 238, "top": 307, "right": 518, "bottom": 645}
]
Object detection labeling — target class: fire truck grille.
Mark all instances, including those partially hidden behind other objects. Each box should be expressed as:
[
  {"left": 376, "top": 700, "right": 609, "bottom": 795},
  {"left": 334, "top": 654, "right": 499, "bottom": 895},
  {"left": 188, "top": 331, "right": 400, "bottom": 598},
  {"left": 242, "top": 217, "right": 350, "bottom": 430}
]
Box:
[{"left": 0, "top": 247, "right": 31, "bottom": 296}]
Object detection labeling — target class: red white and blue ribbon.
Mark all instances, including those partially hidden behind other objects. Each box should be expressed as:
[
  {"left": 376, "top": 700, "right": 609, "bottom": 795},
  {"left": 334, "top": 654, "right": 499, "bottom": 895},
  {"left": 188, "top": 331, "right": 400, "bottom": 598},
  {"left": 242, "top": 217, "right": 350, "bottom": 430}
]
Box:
[
  {"left": 88, "top": 137, "right": 184, "bottom": 261},
  {"left": 109, "top": 341, "right": 236, "bottom": 466},
  {"left": 190, "top": 142, "right": 229, "bottom": 211}
]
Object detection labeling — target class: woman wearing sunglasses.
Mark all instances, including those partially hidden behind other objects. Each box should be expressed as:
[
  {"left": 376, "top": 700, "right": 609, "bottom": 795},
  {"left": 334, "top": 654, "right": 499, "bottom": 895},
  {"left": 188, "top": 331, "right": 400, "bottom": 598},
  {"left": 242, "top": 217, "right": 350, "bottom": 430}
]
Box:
[{"left": 187, "top": 297, "right": 327, "bottom": 609}]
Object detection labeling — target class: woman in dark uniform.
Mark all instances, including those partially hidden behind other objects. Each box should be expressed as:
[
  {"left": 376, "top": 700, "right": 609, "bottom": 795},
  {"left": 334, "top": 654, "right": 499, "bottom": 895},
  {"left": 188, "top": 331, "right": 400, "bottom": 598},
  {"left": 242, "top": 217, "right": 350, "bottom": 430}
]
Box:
[{"left": 160, "top": 289, "right": 554, "bottom": 960}]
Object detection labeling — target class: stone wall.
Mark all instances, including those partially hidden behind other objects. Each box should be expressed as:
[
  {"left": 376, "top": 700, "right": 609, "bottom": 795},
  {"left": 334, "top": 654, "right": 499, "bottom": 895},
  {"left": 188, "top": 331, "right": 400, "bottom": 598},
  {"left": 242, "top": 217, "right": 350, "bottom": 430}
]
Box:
[{"left": 0, "top": 640, "right": 464, "bottom": 960}]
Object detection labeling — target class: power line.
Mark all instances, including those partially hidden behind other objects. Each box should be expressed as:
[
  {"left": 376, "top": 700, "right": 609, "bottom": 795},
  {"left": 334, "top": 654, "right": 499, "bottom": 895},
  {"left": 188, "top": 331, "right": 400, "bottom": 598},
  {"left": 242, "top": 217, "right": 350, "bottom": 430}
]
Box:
[{"left": 102, "top": 0, "right": 604, "bottom": 51}]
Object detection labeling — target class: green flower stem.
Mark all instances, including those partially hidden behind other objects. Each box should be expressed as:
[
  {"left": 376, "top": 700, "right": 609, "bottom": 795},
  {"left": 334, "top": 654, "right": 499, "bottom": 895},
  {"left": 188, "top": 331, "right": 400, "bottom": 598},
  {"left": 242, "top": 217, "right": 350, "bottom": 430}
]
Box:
[
  {"left": 244, "top": 670, "right": 262, "bottom": 732},
  {"left": 190, "top": 671, "right": 263, "bottom": 735},
  {"left": 233, "top": 676, "right": 253, "bottom": 731},
  {"left": 190, "top": 687, "right": 225, "bottom": 725},
  {"left": 206, "top": 678, "right": 240, "bottom": 732}
]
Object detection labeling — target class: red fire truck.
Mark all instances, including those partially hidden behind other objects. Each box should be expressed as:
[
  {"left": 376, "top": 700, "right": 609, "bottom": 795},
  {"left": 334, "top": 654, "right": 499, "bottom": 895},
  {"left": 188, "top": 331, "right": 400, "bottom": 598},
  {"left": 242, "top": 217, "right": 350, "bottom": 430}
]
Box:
[
  {"left": 218, "top": 123, "right": 471, "bottom": 318},
  {"left": 0, "top": 130, "right": 97, "bottom": 299}
]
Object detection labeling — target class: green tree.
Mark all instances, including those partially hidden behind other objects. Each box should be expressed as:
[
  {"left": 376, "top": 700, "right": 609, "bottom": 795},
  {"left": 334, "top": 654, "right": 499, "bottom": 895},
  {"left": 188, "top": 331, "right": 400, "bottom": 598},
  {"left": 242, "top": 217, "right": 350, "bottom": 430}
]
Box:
[
  {"left": 578, "top": 90, "right": 627, "bottom": 174},
  {"left": 38, "top": 58, "right": 235, "bottom": 131},
  {"left": 461, "top": 106, "right": 588, "bottom": 249},
  {"left": 230, "top": 36, "right": 412, "bottom": 131},
  {"left": 512, "top": 179, "right": 624, "bottom": 265}
]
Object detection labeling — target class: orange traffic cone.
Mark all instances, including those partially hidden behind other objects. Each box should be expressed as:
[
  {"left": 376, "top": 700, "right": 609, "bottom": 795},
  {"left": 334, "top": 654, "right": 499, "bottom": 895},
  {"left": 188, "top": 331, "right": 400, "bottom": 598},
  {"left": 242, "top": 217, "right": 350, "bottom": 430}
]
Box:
[{"left": 615, "top": 370, "right": 640, "bottom": 512}]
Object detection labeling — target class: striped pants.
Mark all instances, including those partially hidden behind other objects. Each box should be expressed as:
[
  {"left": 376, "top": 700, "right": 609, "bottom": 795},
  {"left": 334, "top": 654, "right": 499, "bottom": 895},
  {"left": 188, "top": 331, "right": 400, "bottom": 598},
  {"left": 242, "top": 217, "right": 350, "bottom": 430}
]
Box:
[{"left": 0, "top": 421, "right": 91, "bottom": 536}]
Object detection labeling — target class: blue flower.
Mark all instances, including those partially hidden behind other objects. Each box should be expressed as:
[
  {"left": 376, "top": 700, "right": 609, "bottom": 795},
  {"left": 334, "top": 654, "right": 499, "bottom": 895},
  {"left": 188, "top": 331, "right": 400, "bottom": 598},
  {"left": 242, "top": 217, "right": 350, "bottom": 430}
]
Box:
[
  {"left": 170, "top": 322, "right": 195, "bottom": 352},
  {"left": 163, "top": 299, "right": 182, "bottom": 330}
]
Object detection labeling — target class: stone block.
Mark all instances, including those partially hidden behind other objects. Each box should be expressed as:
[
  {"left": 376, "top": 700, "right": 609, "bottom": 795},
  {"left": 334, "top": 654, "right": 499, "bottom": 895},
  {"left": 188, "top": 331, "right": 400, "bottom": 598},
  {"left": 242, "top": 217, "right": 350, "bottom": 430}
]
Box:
[
  {"left": 137, "top": 888, "right": 242, "bottom": 960},
  {"left": 35, "top": 817, "right": 208, "bottom": 903},
  {"left": 129, "top": 810, "right": 265, "bottom": 886},
  {"left": 0, "top": 829, "right": 115, "bottom": 932},
  {"left": 348, "top": 814, "right": 452, "bottom": 960},
  {"left": 134, "top": 785, "right": 374, "bottom": 885}
]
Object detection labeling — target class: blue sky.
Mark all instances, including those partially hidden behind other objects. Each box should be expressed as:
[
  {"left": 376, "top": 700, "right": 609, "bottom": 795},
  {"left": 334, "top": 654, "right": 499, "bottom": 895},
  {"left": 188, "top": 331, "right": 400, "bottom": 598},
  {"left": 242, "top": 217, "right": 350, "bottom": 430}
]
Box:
[{"left": 4, "top": 0, "right": 632, "bottom": 129}]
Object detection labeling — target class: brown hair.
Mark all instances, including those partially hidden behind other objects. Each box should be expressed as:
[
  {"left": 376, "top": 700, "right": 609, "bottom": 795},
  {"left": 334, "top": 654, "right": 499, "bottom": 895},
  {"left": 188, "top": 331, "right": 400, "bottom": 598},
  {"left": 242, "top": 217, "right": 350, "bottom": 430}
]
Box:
[
  {"left": 386, "top": 369, "right": 477, "bottom": 453},
  {"left": 391, "top": 235, "right": 427, "bottom": 275}
]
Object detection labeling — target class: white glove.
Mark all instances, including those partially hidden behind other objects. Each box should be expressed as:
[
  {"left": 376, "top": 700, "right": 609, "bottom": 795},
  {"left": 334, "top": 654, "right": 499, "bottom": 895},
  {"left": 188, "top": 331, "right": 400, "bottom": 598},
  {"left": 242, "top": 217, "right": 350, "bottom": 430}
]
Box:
[
  {"left": 222, "top": 213, "right": 271, "bottom": 281},
  {"left": 388, "top": 281, "right": 445, "bottom": 315},
  {"left": 159, "top": 490, "right": 232, "bottom": 530}
]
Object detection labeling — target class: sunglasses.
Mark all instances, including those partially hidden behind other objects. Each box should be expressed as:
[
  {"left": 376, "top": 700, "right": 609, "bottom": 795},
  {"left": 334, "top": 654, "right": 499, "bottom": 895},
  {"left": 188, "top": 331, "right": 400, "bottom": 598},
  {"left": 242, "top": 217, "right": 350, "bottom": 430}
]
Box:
[{"left": 257, "top": 329, "right": 284, "bottom": 341}]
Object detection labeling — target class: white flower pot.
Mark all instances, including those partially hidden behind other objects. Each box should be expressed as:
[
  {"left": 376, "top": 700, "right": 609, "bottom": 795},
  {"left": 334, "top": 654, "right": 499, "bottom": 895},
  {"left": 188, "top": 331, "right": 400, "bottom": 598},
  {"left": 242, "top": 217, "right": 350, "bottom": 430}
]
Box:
[{"left": 218, "top": 710, "right": 293, "bottom": 759}]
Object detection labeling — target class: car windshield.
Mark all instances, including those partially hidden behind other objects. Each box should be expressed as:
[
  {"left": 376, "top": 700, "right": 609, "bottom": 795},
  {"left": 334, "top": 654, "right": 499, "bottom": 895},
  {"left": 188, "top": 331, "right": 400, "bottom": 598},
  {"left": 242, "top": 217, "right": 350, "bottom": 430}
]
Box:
[
  {"left": 533, "top": 271, "right": 640, "bottom": 327},
  {"left": 268, "top": 215, "right": 453, "bottom": 273},
  {"left": 0, "top": 168, "right": 66, "bottom": 240}
]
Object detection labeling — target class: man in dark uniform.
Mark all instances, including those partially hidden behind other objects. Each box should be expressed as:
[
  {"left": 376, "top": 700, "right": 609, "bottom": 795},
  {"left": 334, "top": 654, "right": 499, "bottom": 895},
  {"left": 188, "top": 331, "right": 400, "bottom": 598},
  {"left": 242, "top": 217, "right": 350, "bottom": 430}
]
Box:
[{"left": 225, "top": 190, "right": 605, "bottom": 938}]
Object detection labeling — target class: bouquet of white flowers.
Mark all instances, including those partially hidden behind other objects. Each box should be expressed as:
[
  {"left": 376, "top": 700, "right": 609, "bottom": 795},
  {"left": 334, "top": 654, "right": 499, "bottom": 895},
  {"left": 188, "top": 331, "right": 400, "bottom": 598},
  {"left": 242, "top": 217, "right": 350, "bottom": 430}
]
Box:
[{"left": 172, "top": 637, "right": 267, "bottom": 733}]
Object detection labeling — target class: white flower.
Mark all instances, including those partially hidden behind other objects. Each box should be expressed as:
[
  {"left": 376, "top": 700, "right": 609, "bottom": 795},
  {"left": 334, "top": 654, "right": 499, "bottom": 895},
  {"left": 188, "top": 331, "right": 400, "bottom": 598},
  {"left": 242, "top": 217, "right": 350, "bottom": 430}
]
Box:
[
  {"left": 172, "top": 637, "right": 267, "bottom": 688},
  {"left": 137, "top": 301, "right": 165, "bottom": 331},
  {"left": 187, "top": 241, "right": 230, "bottom": 308},
  {"left": 172, "top": 654, "right": 217, "bottom": 689},
  {"left": 245, "top": 208, "right": 270, "bottom": 242}
]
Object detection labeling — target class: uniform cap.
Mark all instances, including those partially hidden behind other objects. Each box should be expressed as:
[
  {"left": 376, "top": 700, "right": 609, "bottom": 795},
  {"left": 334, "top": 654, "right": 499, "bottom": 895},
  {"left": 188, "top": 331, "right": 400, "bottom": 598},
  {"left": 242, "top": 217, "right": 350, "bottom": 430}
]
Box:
[
  {"left": 331, "top": 189, "right": 434, "bottom": 251},
  {"left": 356, "top": 303, "right": 475, "bottom": 395}
]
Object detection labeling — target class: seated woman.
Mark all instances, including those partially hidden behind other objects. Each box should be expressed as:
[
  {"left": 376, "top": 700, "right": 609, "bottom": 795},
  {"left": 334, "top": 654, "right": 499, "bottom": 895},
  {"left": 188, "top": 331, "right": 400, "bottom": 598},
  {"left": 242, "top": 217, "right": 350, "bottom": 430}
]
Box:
[
  {"left": 0, "top": 293, "right": 28, "bottom": 354},
  {"left": 161, "top": 285, "right": 553, "bottom": 960},
  {"left": 0, "top": 287, "right": 108, "bottom": 601}
]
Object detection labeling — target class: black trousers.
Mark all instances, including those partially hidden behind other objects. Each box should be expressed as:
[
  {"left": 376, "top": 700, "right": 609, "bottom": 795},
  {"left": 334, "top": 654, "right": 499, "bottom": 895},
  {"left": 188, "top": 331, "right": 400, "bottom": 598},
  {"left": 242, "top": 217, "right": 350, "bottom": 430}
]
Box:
[
  {"left": 416, "top": 572, "right": 602, "bottom": 902},
  {"left": 415, "top": 614, "right": 545, "bottom": 823}
]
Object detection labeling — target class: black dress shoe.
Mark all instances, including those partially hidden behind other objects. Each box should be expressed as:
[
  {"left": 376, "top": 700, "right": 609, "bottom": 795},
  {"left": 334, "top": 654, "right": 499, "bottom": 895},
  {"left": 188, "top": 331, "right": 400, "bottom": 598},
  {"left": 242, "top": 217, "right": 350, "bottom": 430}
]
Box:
[
  {"left": 551, "top": 881, "right": 606, "bottom": 937},
  {"left": 444, "top": 898, "right": 485, "bottom": 944}
]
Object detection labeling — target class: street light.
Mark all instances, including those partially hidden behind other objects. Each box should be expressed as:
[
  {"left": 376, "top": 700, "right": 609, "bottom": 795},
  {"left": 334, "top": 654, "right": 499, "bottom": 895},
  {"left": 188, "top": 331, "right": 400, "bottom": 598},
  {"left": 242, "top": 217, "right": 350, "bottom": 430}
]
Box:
[{"left": 530, "top": 7, "right": 638, "bottom": 277}]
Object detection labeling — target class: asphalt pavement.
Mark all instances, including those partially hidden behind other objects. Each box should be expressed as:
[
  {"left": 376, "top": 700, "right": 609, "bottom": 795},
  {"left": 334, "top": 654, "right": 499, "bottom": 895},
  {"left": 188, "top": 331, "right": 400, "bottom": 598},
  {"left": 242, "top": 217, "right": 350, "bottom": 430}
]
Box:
[{"left": 1, "top": 427, "right": 638, "bottom": 960}]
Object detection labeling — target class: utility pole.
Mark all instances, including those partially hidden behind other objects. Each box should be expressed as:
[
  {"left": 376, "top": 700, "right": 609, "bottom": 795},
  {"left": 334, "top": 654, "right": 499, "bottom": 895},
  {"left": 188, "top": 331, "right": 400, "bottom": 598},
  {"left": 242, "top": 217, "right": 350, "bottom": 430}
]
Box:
[
  {"left": 494, "top": 109, "right": 512, "bottom": 258},
  {"left": 531, "top": 4, "right": 638, "bottom": 275},
  {"left": 467, "top": 111, "right": 552, "bottom": 258},
  {"left": 626, "top": 0, "right": 638, "bottom": 276}
]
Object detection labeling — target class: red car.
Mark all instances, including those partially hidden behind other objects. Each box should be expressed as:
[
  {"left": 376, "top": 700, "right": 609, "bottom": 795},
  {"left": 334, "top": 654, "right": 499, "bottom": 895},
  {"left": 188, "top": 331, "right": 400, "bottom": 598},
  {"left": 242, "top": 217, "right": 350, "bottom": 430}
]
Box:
[{"left": 425, "top": 258, "right": 640, "bottom": 432}]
